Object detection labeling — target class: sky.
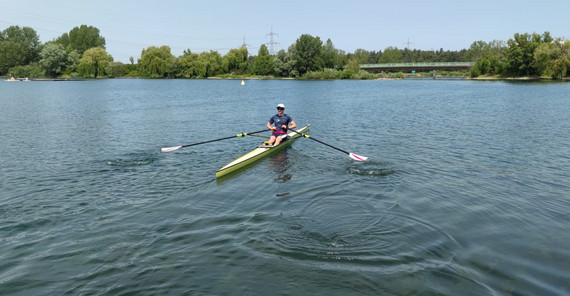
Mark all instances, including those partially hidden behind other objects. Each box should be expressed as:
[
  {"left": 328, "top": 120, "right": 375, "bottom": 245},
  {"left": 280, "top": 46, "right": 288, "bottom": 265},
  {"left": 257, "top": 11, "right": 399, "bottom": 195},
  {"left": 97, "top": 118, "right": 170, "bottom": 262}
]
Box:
[{"left": 2, "top": 0, "right": 569, "bottom": 63}]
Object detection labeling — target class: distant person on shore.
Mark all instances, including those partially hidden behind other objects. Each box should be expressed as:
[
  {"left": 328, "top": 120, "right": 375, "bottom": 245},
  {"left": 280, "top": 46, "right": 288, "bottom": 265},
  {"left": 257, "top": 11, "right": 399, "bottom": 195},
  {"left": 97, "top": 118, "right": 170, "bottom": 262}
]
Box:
[{"left": 266, "top": 103, "right": 296, "bottom": 146}]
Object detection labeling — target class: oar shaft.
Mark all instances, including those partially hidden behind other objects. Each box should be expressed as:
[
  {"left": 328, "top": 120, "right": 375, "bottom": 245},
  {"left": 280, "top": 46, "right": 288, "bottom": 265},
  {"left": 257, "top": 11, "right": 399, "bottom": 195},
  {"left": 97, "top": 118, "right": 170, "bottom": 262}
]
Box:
[
  {"left": 290, "top": 128, "right": 368, "bottom": 162},
  {"left": 305, "top": 136, "right": 350, "bottom": 155},
  {"left": 181, "top": 135, "right": 236, "bottom": 148},
  {"left": 290, "top": 129, "right": 348, "bottom": 154},
  {"left": 182, "top": 129, "right": 267, "bottom": 148},
  {"left": 162, "top": 129, "right": 268, "bottom": 152}
]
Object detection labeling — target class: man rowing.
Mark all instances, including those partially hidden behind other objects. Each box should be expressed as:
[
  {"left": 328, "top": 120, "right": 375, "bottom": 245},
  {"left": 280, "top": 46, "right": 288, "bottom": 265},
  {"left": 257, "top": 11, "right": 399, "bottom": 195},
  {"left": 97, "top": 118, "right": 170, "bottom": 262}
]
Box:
[{"left": 266, "top": 103, "right": 296, "bottom": 146}]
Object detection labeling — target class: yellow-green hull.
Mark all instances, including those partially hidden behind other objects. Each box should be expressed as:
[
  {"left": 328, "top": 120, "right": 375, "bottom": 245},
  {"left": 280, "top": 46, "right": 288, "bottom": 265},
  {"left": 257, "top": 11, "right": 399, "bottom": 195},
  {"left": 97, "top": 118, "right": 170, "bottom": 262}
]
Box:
[{"left": 216, "top": 125, "right": 309, "bottom": 178}]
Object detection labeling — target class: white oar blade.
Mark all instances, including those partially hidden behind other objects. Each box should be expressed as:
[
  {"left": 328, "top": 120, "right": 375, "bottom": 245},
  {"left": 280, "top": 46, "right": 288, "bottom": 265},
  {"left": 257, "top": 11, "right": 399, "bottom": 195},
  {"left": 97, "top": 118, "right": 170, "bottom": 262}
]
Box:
[
  {"left": 161, "top": 146, "right": 182, "bottom": 152},
  {"left": 349, "top": 153, "right": 368, "bottom": 162}
]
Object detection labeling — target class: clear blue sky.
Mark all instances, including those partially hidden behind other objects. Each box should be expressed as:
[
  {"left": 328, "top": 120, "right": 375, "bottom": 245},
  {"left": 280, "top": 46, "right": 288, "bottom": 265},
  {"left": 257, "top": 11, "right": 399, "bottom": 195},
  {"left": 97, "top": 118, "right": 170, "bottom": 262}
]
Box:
[{"left": 2, "top": 0, "right": 568, "bottom": 63}]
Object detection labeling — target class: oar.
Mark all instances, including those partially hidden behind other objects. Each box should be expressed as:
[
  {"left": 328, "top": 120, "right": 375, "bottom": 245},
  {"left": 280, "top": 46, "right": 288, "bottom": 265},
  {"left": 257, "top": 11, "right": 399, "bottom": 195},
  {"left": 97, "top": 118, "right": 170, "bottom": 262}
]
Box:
[
  {"left": 290, "top": 129, "right": 368, "bottom": 162},
  {"left": 161, "top": 129, "right": 268, "bottom": 152}
]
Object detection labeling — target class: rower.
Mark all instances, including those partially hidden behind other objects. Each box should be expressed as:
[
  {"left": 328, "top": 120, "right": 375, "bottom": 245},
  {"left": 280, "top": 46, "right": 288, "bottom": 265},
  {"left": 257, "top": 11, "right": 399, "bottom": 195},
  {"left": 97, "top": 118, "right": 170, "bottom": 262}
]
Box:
[{"left": 266, "top": 103, "right": 296, "bottom": 147}]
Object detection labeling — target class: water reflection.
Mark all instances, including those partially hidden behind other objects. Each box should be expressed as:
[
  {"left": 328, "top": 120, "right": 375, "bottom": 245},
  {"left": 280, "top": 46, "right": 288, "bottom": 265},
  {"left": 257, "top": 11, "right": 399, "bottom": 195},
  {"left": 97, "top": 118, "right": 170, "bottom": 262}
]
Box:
[{"left": 267, "top": 151, "right": 294, "bottom": 183}]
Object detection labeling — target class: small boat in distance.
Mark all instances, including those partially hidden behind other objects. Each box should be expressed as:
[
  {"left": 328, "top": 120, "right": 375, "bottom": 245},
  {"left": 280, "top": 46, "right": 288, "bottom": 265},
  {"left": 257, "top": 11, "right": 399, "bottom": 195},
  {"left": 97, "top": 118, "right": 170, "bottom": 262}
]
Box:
[{"left": 3, "top": 76, "right": 31, "bottom": 82}]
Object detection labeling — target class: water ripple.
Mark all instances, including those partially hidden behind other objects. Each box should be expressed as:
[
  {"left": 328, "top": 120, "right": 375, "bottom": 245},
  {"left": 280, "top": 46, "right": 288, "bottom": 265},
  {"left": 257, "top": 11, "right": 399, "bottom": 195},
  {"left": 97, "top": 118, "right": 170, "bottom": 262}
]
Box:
[
  {"left": 105, "top": 152, "right": 157, "bottom": 167},
  {"left": 247, "top": 200, "right": 459, "bottom": 275}
]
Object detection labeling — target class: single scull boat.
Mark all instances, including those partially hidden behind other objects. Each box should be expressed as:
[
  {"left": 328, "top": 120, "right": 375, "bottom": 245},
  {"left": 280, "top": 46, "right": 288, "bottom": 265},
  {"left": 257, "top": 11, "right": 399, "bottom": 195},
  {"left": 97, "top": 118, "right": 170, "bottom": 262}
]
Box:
[{"left": 216, "top": 125, "right": 310, "bottom": 178}]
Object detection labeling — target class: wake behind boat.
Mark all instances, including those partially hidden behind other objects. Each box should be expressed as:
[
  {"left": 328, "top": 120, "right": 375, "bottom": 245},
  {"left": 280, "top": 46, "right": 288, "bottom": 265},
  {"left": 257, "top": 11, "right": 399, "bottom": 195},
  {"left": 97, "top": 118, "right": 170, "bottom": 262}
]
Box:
[{"left": 216, "top": 125, "right": 310, "bottom": 178}]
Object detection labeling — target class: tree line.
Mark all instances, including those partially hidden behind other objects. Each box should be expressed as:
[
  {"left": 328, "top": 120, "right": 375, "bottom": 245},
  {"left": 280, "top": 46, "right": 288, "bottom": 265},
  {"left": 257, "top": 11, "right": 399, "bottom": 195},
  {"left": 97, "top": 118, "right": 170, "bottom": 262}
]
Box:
[
  {"left": 468, "top": 32, "right": 570, "bottom": 79},
  {"left": 1, "top": 25, "right": 568, "bottom": 79}
]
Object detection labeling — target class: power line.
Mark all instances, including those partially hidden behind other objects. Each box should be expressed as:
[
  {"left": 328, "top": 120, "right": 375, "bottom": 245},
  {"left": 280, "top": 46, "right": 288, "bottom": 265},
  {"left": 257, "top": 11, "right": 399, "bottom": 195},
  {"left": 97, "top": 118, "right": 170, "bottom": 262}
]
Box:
[
  {"left": 403, "top": 37, "right": 415, "bottom": 49},
  {"left": 265, "top": 27, "right": 279, "bottom": 55},
  {"left": 241, "top": 35, "right": 250, "bottom": 48}
]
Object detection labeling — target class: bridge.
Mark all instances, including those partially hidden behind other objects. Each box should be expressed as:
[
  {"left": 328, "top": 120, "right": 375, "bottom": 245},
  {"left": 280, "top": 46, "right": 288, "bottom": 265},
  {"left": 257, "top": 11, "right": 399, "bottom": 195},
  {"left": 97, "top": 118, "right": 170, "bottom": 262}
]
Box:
[{"left": 361, "top": 62, "right": 474, "bottom": 73}]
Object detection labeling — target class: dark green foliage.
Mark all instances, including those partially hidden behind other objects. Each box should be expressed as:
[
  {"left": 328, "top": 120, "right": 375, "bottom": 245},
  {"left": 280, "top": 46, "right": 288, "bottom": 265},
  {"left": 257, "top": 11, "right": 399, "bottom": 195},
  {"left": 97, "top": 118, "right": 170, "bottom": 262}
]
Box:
[
  {"left": 106, "top": 62, "right": 126, "bottom": 78},
  {"left": 468, "top": 31, "right": 568, "bottom": 79},
  {"left": 39, "top": 43, "right": 67, "bottom": 77},
  {"left": 222, "top": 47, "right": 249, "bottom": 74},
  {"left": 177, "top": 50, "right": 223, "bottom": 78},
  {"left": 78, "top": 47, "right": 112, "bottom": 78},
  {"left": 2, "top": 23, "right": 567, "bottom": 79},
  {"left": 253, "top": 44, "right": 273, "bottom": 75},
  {"left": 505, "top": 33, "right": 541, "bottom": 76},
  {"left": 377, "top": 46, "right": 402, "bottom": 63},
  {"left": 56, "top": 25, "right": 105, "bottom": 55},
  {"left": 0, "top": 26, "right": 41, "bottom": 75},
  {"left": 321, "top": 39, "right": 338, "bottom": 69},
  {"left": 534, "top": 41, "right": 570, "bottom": 79},
  {"left": 8, "top": 63, "right": 43, "bottom": 78},
  {"left": 273, "top": 47, "right": 297, "bottom": 77},
  {"left": 138, "top": 46, "right": 175, "bottom": 78},
  {"left": 294, "top": 34, "right": 324, "bottom": 75}
]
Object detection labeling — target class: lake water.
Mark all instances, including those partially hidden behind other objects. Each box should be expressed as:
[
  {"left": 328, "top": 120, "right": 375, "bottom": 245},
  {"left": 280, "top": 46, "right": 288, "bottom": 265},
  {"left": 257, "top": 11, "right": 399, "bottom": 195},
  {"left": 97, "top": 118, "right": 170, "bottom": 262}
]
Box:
[{"left": 1, "top": 79, "right": 569, "bottom": 295}]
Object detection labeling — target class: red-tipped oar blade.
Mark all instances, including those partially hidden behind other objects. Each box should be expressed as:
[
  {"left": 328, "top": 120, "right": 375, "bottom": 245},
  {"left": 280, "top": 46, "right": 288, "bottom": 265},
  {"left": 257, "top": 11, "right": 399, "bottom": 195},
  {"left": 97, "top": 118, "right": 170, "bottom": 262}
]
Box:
[
  {"left": 349, "top": 153, "right": 368, "bottom": 162},
  {"left": 161, "top": 146, "right": 182, "bottom": 152}
]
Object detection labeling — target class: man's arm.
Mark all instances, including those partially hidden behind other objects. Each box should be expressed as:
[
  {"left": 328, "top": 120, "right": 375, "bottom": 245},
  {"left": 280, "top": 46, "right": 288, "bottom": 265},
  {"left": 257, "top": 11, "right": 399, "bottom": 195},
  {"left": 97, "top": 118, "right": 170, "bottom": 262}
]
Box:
[{"left": 288, "top": 120, "right": 297, "bottom": 130}]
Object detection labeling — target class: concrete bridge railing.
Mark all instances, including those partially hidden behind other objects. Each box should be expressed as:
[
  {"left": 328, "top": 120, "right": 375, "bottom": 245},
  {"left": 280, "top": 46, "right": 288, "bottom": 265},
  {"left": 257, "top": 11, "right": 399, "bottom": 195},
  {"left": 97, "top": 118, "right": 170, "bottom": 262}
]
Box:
[{"left": 361, "top": 62, "right": 474, "bottom": 72}]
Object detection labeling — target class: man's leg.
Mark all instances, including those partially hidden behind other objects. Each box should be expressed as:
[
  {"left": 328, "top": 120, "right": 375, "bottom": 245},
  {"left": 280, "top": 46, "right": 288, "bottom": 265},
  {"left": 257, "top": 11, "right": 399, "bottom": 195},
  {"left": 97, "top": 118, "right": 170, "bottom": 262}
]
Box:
[{"left": 268, "top": 135, "right": 276, "bottom": 145}]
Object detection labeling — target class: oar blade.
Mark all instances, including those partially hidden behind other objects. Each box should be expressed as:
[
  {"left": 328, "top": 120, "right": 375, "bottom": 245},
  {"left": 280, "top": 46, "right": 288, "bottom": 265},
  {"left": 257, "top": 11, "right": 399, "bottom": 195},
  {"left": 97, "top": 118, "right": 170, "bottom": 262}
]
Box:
[
  {"left": 349, "top": 153, "right": 368, "bottom": 162},
  {"left": 161, "top": 145, "right": 182, "bottom": 152}
]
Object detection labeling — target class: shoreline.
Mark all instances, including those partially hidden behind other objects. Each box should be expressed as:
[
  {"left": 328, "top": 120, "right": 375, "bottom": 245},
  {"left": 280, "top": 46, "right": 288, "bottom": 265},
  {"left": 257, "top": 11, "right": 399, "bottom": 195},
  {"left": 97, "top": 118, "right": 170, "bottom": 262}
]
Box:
[{"left": 4, "top": 76, "right": 568, "bottom": 82}]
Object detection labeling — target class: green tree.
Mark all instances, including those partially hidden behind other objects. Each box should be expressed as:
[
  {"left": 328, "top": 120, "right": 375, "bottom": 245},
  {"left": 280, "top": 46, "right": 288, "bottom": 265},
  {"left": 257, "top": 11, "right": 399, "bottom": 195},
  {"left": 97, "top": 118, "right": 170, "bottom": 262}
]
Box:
[
  {"left": 505, "top": 32, "right": 551, "bottom": 76},
  {"left": 335, "top": 49, "right": 348, "bottom": 70},
  {"left": 177, "top": 49, "right": 199, "bottom": 78},
  {"left": 534, "top": 40, "right": 570, "bottom": 79},
  {"left": 469, "top": 62, "right": 482, "bottom": 78},
  {"left": 39, "top": 43, "right": 68, "bottom": 77},
  {"left": 124, "top": 63, "right": 139, "bottom": 77},
  {"left": 253, "top": 44, "right": 274, "bottom": 75},
  {"left": 345, "top": 57, "right": 361, "bottom": 74},
  {"left": 378, "top": 46, "right": 402, "bottom": 63},
  {"left": 0, "top": 26, "right": 41, "bottom": 75},
  {"left": 222, "top": 47, "right": 249, "bottom": 74},
  {"left": 56, "top": 25, "right": 105, "bottom": 55},
  {"left": 67, "top": 50, "right": 81, "bottom": 73},
  {"left": 8, "top": 63, "right": 43, "bottom": 78},
  {"left": 77, "top": 47, "right": 112, "bottom": 78},
  {"left": 467, "top": 40, "right": 506, "bottom": 76},
  {"left": 273, "top": 47, "right": 297, "bottom": 77},
  {"left": 177, "top": 50, "right": 222, "bottom": 78},
  {"left": 106, "top": 62, "right": 125, "bottom": 78},
  {"left": 138, "top": 46, "right": 175, "bottom": 78},
  {"left": 0, "top": 41, "right": 25, "bottom": 75},
  {"left": 352, "top": 48, "right": 370, "bottom": 64},
  {"left": 294, "top": 34, "right": 323, "bottom": 75},
  {"left": 321, "top": 39, "right": 338, "bottom": 69},
  {"left": 196, "top": 51, "right": 222, "bottom": 78}
]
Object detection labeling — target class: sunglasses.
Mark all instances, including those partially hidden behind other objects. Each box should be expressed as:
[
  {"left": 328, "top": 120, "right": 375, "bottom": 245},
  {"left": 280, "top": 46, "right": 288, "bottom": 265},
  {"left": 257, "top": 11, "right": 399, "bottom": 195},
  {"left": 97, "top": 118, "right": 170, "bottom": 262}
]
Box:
[{"left": 277, "top": 107, "right": 284, "bottom": 110}]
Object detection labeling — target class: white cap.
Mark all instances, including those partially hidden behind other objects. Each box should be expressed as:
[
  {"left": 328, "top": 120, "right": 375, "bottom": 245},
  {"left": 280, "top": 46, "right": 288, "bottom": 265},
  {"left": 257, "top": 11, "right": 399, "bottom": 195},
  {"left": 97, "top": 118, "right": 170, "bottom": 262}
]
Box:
[{"left": 276, "top": 103, "right": 285, "bottom": 108}]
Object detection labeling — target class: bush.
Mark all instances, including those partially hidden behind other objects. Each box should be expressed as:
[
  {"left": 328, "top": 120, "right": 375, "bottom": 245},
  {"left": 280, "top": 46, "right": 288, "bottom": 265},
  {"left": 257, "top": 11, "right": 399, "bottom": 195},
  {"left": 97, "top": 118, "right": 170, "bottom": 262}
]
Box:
[
  {"left": 8, "top": 63, "right": 44, "bottom": 78},
  {"left": 106, "top": 62, "right": 125, "bottom": 78},
  {"left": 352, "top": 70, "right": 374, "bottom": 79},
  {"left": 470, "top": 63, "right": 481, "bottom": 77}
]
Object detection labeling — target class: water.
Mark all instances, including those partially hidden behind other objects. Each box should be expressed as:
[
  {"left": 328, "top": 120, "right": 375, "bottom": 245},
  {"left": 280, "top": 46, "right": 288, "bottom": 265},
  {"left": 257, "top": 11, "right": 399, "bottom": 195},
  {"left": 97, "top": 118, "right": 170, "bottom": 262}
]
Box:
[{"left": 1, "top": 79, "right": 569, "bottom": 295}]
